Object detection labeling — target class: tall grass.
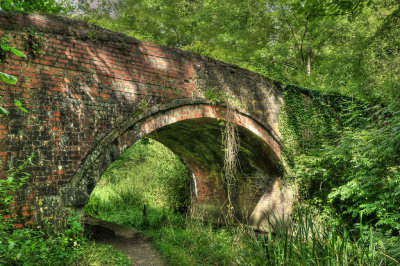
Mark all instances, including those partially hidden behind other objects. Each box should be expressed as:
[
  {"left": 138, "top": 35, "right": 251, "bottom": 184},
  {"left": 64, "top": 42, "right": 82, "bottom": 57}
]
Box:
[
  {"left": 264, "top": 210, "right": 400, "bottom": 265},
  {"left": 86, "top": 138, "right": 191, "bottom": 226},
  {"left": 143, "top": 209, "right": 399, "bottom": 265},
  {"left": 86, "top": 138, "right": 400, "bottom": 265}
]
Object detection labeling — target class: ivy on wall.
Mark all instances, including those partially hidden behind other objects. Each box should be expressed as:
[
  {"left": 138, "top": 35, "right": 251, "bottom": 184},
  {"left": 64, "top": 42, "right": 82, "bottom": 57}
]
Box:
[{"left": 280, "top": 85, "right": 400, "bottom": 235}]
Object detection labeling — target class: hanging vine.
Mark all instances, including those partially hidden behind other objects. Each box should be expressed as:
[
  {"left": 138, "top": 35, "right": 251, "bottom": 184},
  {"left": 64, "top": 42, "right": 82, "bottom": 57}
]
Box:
[
  {"left": 203, "top": 87, "right": 240, "bottom": 222},
  {"left": 222, "top": 100, "right": 240, "bottom": 222}
]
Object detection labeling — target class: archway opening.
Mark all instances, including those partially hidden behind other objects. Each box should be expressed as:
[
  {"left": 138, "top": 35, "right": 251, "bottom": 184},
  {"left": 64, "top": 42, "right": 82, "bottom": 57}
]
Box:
[
  {"left": 84, "top": 138, "right": 192, "bottom": 230},
  {"left": 81, "top": 113, "right": 287, "bottom": 231}
]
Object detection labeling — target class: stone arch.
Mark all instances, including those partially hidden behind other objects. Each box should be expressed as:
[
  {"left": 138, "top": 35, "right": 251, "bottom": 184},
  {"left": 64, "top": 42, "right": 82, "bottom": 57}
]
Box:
[
  {"left": 0, "top": 12, "right": 290, "bottom": 230},
  {"left": 58, "top": 98, "right": 289, "bottom": 229}
]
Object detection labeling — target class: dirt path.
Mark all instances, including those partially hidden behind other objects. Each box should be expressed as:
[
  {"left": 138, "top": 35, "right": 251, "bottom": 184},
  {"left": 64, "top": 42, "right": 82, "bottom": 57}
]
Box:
[{"left": 84, "top": 216, "right": 164, "bottom": 266}]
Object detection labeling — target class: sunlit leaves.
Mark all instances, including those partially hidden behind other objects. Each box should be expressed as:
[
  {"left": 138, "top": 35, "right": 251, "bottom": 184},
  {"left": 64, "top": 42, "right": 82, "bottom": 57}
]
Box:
[
  {"left": 0, "top": 72, "right": 17, "bottom": 84},
  {"left": 0, "top": 0, "right": 65, "bottom": 14},
  {"left": 9, "top": 47, "right": 26, "bottom": 58},
  {"left": 0, "top": 107, "right": 9, "bottom": 116},
  {"left": 14, "top": 100, "right": 28, "bottom": 113},
  {"left": 0, "top": 45, "right": 26, "bottom": 58}
]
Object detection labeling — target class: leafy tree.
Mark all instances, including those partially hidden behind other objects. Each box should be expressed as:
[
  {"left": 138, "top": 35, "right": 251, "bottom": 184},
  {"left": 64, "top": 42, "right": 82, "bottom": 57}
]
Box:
[
  {"left": 71, "top": 0, "right": 399, "bottom": 102},
  {"left": 0, "top": 0, "right": 65, "bottom": 13},
  {"left": 67, "top": 0, "right": 400, "bottom": 233}
]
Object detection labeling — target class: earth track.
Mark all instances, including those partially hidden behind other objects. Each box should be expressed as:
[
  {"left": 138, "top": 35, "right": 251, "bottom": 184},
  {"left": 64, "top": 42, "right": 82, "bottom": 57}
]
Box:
[{"left": 84, "top": 216, "right": 163, "bottom": 266}]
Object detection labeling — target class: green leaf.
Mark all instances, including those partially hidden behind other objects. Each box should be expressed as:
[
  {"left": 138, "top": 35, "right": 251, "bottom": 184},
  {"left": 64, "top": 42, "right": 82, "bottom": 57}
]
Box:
[
  {"left": 14, "top": 99, "right": 22, "bottom": 107},
  {"left": 0, "top": 106, "right": 9, "bottom": 116},
  {"left": 18, "top": 107, "right": 28, "bottom": 113},
  {"left": 10, "top": 47, "right": 26, "bottom": 58},
  {"left": 8, "top": 241, "right": 15, "bottom": 251},
  {"left": 5, "top": 196, "right": 13, "bottom": 203},
  {"left": 0, "top": 72, "right": 17, "bottom": 84},
  {"left": 0, "top": 44, "right": 10, "bottom": 52}
]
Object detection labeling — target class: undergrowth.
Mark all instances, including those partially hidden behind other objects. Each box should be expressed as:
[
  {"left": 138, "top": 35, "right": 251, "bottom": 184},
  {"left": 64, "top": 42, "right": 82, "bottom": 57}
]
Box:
[
  {"left": 86, "top": 136, "right": 400, "bottom": 265},
  {"left": 86, "top": 137, "right": 191, "bottom": 221},
  {"left": 0, "top": 155, "right": 129, "bottom": 265},
  {"left": 281, "top": 85, "right": 400, "bottom": 235},
  {"left": 0, "top": 212, "right": 130, "bottom": 265}
]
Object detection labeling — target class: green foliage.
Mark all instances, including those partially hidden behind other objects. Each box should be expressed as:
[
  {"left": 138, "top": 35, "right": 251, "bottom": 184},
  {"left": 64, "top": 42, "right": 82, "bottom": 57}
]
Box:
[
  {"left": 280, "top": 86, "right": 369, "bottom": 156},
  {"left": 0, "top": 153, "right": 33, "bottom": 217},
  {"left": 85, "top": 139, "right": 268, "bottom": 264},
  {"left": 0, "top": 71, "right": 17, "bottom": 85},
  {"left": 0, "top": 0, "right": 65, "bottom": 14},
  {"left": 0, "top": 34, "right": 11, "bottom": 62},
  {"left": 281, "top": 86, "right": 400, "bottom": 235},
  {"left": 24, "top": 29, "right": 45, "bottom": 59},
  {"left": 78, "top": 242, "right": 131, "bottom": 265},
  {"left": 73, "top": 0, "right": 400, "bottom": 102},
  {"left": 150, "top": 209, "right": 399, "bottom": 265},
  {"left": 0, "top": 34, "right": 26, "bottom": 59},
  {"left": 0, "top": 214, "right": 126, "bottom": 265},
  {"left": 151, "top": 219, "right": 267, "bottom": 265},
  {"left": 0, "top": 211, "right": 84, "bottom": 265},
  {"left": 0, "top": 106, "right": 9, "bottom": 116},
  {"left": 0, "top": 212, "right": 130, "bottom": 265},
  {"left": 321, "top": 112, "right": 400, "bottom": 232},
  {"left": 86, "top": 138, "right": 191, "bottom": 228},
  {"left": 0, "top": 33, "right": 26, "bottom": 116},
  {"left": 14, "top": 99, "right": 28, "bottom": 113},
  {"left": 203, "top": 87, "right": 225, "bottom": 106},
  {"left": 85, "top": 125, "right": 400, "bottom": 264},
  {"left": 263, "top": 209, "right": 399, "bottom": 265},
  {"left": 0, "top": 34, "right": 27, "bottom": 80}
]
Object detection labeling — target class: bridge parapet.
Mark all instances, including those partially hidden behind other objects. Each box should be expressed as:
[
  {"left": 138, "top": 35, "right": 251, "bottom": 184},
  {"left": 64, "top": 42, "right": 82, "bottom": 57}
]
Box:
[{"left": 0, "top": 12, "right": 288, "bottom": 230}]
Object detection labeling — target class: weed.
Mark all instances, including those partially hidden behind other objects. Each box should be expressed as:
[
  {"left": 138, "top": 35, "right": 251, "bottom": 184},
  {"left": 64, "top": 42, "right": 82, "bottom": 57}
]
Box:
[
  {"left": 203, "top": 87, "right": 225, "bottom": 105},
  {"left": 0, "top": 34, "right": 11, "bottom": 62},
  {"left": 24, "top": 29, "right": 45, "bottom": 59},
  {"left": 263, "top": 209, "right": 400, "bottom": 265}
]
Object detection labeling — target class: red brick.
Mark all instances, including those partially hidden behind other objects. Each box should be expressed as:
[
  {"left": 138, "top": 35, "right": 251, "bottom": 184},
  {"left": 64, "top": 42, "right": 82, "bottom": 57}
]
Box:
[{"left": 0, "top": 12, "right": 284, "bottom": 231}]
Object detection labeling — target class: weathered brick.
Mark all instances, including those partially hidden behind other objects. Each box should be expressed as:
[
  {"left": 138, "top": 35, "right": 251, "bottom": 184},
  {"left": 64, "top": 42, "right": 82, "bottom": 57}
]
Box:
[{"left": 0, "top": 12, "right": 289, "bottom": 232}]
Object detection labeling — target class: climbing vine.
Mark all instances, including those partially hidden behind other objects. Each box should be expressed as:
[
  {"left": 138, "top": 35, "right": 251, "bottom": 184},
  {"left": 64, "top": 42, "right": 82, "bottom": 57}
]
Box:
[
  {"left": 0, "top": 34, "right": 26, "bottom": 104},
  {"left": 279, "top": 85, "right": 369, "bottom": 165},
  {"left": 0, "top": 154, "right": 34, "bottom": 226},
  {"left": 24, "top": 29, "right": 44, "bottom": 59},
  {"left": 0, "top": 35, "right": 11, "bottom": 63}
]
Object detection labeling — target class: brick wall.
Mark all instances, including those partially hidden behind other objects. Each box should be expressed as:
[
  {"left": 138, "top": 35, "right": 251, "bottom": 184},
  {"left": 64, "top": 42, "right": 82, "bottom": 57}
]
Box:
[{"left": 0, "top": 12, "right": 288, "bottom": 230}]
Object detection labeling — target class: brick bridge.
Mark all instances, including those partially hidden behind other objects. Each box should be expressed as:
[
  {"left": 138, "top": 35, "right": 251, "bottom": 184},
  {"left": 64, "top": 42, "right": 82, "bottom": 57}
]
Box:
[{"left": 0, "top": 13, "right": 292, "bottom": 231}]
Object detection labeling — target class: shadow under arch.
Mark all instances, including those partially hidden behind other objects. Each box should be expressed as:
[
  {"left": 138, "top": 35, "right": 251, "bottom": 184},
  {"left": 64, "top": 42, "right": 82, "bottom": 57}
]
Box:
[{"left": 60, "top": 98, "right": 290, "bottom": 229}]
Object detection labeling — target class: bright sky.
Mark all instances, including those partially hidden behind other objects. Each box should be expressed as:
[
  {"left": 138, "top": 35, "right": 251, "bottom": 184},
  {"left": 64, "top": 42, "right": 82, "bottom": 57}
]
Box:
[{"left": 65, "top": 0, "right": 117, "bottom": 17}]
